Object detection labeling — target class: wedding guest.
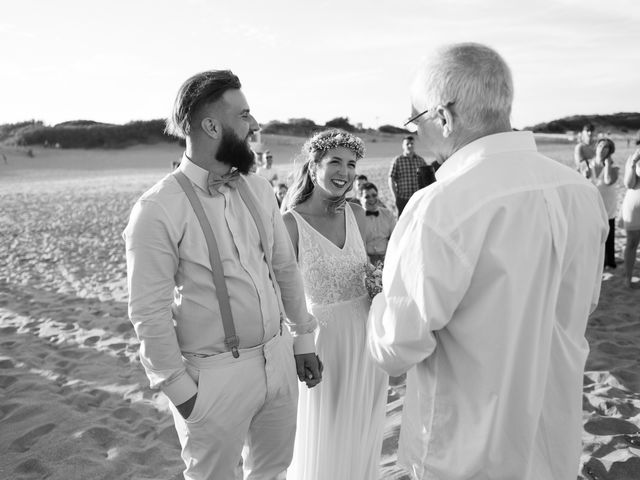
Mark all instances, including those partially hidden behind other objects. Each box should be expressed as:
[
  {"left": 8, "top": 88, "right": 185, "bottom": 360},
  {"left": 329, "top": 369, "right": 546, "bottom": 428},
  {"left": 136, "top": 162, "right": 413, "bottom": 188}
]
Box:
[
  {"left": 575, "top": 123, "right": 596, "bottom": 170},
  {"left": 123, "top": 70, "right": 320, "bottom": 480},
  {"left": 621, "top": 148, "right": 640, "bottom": 288},
  {"left": 368, "top": 43, "right": 608, "bottom": 480},
  {"left": 274, "top": 182, "right": 288, "bottom": 208},
  {"left": 579, "top": 138, "right": 619, "bottom": 268},
  {"left": 347, "top": 174, "right": 368, "bottom": 204},
  {"left": 256, "top": 150, "right": 278, "bottom": 185},
  {"left": 281, "top": 129, "right": 388, "bottom": 480},
  {"left": 360, "top": 182, "right": 396, "bottom": 264},
  {"left": 388, "top": 135, "right": 428, "bottom": 216}
]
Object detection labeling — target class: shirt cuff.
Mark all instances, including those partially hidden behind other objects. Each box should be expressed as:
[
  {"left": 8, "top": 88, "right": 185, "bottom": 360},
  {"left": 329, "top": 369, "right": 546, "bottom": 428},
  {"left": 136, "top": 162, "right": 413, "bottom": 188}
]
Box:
[
  {"left": 292, "top": 332, "right": 315, "bottom": 355},
  {"left": 161, "top": 370, "right": 198, "bottom": 407}
]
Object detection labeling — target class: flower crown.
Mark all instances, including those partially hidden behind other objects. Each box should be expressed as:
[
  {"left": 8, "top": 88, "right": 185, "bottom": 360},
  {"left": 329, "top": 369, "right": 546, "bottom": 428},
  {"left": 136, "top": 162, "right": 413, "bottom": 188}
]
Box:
[{"left": 304, "top": 129, "right": 365, "bottom": 159}]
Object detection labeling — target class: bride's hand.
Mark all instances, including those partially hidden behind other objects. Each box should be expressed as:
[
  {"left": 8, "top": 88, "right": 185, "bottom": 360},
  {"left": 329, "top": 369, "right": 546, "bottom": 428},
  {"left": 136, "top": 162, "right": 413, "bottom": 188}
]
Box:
[{"left": 295, "top": 353, "right": 323, "bottom": 388}]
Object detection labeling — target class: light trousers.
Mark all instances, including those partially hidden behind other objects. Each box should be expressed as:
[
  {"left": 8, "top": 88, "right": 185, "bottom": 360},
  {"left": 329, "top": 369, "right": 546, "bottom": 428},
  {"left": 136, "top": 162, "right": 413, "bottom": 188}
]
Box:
[{"left": 169, "top": 332, "right": 298, "bottom": 480}]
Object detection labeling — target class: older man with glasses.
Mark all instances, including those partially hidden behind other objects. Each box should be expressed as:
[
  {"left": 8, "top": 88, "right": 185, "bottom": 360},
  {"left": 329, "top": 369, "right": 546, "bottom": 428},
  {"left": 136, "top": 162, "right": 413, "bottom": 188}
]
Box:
[{"left": 368, "top": 43, "right": 608, "bottom": 480}]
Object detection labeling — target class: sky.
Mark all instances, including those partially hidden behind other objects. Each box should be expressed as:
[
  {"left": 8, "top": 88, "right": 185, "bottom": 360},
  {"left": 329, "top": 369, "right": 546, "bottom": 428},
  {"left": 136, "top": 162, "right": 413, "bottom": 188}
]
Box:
[{"left": 1, "top": 0, "right": 639, "bottom": 130}]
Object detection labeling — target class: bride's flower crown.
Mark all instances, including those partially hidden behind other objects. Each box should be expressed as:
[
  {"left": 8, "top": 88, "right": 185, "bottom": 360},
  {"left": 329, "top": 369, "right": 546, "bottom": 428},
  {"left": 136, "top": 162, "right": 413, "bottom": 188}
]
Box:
[{"left": 304, "top": 129, "right": 366, "bottom": 159}]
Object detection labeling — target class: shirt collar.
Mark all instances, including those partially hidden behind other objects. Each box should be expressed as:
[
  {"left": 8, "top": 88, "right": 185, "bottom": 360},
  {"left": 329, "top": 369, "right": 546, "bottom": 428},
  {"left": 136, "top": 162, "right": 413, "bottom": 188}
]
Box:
[
  {"left": 178, "top": 153, "right": 210, "bottom": 192},
  {"left": 435, "top": 131, "right": 537, "bottom": 182}
]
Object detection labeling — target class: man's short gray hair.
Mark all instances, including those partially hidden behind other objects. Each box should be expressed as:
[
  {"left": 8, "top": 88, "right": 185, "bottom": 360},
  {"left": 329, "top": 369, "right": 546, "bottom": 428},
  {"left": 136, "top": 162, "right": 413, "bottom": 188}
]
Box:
[{"left": 414, "top": 43, "right": 513, "bottom": 133}]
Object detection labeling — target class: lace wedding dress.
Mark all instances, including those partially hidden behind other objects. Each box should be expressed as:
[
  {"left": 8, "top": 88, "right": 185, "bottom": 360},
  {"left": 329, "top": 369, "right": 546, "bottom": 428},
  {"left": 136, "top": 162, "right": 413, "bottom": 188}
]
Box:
[{"left": 287, "top": 204, "right": 388, "bottom": 480}]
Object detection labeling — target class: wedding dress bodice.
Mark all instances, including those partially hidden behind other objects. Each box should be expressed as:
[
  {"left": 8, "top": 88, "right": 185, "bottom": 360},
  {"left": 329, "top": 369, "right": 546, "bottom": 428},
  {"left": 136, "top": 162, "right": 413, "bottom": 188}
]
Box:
[{"left": 290, "top": 204, "right": 368, "bottom": 306}]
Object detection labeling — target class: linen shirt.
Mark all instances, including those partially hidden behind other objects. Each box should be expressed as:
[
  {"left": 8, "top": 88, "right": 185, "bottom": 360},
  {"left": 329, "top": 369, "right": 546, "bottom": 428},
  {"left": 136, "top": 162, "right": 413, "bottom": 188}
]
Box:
[
  {"left": 368, "top": 132, "right": 608, "bottom": 480},
  {"left": 389, "top": 153, "right": 427, "bottom": 199},
  {"left": 363, "top": 207, "right": 396, "bottom": 257},
  {"left": 124, "top": 156, "right": 316, "bottom": 407}
]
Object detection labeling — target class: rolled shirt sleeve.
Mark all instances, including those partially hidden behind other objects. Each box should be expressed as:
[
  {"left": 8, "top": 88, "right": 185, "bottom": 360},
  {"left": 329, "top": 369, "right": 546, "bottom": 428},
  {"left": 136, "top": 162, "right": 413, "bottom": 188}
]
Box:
[
  {"left": 367, "top": 218, "right": 473, "bottom": 377},
  {"left": 123, "top": 198, "right": 198, "bottom": 407}
]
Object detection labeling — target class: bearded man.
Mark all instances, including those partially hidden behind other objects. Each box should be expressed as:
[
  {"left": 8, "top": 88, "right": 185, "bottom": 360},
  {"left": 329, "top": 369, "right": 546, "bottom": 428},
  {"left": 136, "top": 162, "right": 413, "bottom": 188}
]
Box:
[{"left": 124, "top": 70, "right": 321, "bottom": 480}]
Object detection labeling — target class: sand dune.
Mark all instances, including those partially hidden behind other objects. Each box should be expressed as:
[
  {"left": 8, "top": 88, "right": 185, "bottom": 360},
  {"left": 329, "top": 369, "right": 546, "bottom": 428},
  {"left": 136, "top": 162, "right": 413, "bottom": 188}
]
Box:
[{"left": 1, "top": 145, "right": 639, "bottom": 479}]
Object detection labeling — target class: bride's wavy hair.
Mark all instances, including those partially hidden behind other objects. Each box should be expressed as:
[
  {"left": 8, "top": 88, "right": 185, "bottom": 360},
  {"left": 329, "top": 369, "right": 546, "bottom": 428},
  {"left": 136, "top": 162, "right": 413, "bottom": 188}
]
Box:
[{"left": 281, "top": 129, "right": 365, "bottom": 214}]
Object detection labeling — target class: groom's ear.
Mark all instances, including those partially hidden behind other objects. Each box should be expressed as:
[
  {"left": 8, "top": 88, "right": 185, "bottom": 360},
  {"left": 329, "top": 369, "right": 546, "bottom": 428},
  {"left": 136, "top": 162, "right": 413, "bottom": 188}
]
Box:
[
  {"left": 435, "top": 105, "right": 454, "bottom": 138},
  {"left": 201, "top": 117, "right": 222, "bottom": 140}
]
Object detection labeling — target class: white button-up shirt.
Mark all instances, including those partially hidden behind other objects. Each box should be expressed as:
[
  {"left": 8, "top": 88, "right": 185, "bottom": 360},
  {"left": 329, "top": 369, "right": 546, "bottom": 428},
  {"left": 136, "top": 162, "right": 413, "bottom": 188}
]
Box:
[
  {"left": 368, "top": 132, "right": 608, "bottom": 480},
  {"left": 124, "top": 156, "right": 316, "bottom": 406}
]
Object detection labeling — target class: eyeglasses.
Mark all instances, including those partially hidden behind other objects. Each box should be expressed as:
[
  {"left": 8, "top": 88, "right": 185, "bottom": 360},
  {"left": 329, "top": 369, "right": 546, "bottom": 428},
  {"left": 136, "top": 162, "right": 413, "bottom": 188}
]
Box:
[
  {"left": 404, "top": 102, "right": 454, "bottom": 127},
  {"left": 404, "top": 109, "right": 430, "bottom": 127},
  {"left": 364, "top": 193, "right": 378, "bottom": 199}
]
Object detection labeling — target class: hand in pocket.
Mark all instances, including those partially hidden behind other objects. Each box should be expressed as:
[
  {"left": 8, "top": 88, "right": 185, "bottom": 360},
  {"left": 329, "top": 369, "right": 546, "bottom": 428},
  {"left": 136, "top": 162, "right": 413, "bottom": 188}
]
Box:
[{"left": 176, "top": 393, "right": 198, "bottom": 419}]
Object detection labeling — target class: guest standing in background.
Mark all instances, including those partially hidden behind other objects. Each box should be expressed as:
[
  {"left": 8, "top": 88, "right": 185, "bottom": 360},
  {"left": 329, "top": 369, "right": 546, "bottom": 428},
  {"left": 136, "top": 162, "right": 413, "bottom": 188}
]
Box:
[
  {"left": 256, "top": 150, "right": 278, "bottom": 185},
  {"left": 621, "top": 148, "right": 640, "bottom": 288},
  {"left": 347, "top": 174, "right": 369, "bottom": 204},
  {"left": 274, "top": 182, "right": 288, "bottom": 208},
  {"left": 575, "top": 123, "right": 596, "bottom": 170},
  {"left": 579, "top": 137, "right": 619, "bottom": 268},
  {"left": 388, "top": 135, "right": 427, "bottom": 216},
  {"left": 360, "top": 182, "right": 396, "bottom": 264}
]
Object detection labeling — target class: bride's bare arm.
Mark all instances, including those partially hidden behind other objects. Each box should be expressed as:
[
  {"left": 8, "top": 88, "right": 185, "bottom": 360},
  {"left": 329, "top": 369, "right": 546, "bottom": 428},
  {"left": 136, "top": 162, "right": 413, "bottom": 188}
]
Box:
[{"left": 282, "top": 211, "right": 300, "bottom": 260}]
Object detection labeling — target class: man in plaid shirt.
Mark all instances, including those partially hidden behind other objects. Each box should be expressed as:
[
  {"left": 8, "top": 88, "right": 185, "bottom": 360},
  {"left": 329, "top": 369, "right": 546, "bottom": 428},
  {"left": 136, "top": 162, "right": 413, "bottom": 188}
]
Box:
[{"left": 388, "top": 135, "right": 428, "bottom": 216}]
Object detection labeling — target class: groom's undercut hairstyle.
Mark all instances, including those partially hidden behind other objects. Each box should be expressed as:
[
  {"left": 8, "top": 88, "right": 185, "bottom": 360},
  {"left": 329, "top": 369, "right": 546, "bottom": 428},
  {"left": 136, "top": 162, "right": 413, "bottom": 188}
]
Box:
[
  {"left": 165, "top": 70, "right": 241, "bottom": 139},
  {"left": 414, "top": 42, "right": 513, "bottom": 134}
]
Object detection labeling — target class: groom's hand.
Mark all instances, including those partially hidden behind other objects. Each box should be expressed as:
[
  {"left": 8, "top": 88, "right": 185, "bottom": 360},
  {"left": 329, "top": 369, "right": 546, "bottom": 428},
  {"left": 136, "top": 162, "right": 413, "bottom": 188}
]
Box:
[
  {"left": 176, "top": 393, "right": 197, "bottom": 419},
  {"left": 295, "top": 353, "right": 323, "bottom": 388}
]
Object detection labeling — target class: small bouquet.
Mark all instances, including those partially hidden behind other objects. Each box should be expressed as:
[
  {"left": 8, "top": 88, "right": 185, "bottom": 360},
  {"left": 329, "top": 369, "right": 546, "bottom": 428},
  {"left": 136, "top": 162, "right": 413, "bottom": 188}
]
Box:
[{"left": 364, "top": 261, "right": 384, "bottom": 300}]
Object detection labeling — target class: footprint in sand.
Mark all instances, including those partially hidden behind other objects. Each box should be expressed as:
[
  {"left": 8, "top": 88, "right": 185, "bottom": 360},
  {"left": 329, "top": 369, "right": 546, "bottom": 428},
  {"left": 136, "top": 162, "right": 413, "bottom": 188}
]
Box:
[
  {"left": 9, "top": 423, "right": 56, "bottom": 452},
  {"left": 83, "top": 335, "right": 100, "bottom": 346},
  {"left": 116, "top": 322, "right": 133, "bottom": 334},
  {"left": 0, "top": 357, "right": 15, "bottom": 368},
  {"left": 584, "top": 416, "right": 640, "bottom": 435},
  {"left": 113, "top": 406, "right": 141, "bottom": 423},
  {"left": 58, "top": 348, "right": 89, "bottom": 359},
  {"left": 0, "top": 375, "right": 18, "bottom": 389},
  {"left": 13, "top": 457, "right": 51, "bottom": 477},
  {"left": 81, "top": 425, "right": 116, "bottom": 449}
]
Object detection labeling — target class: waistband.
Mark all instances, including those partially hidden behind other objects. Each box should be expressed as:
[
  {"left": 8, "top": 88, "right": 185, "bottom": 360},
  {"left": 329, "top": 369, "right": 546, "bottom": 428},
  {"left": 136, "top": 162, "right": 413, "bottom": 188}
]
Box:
[{"left": 183, "top": 333, "right": 282, "bottom": 368}]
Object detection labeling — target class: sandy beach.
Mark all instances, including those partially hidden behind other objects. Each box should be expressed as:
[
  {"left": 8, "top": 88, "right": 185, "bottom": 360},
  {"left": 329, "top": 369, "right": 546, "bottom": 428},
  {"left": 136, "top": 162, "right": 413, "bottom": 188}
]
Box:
[{"left": 1, "top": 141, "right": 639, "bottom": 480}]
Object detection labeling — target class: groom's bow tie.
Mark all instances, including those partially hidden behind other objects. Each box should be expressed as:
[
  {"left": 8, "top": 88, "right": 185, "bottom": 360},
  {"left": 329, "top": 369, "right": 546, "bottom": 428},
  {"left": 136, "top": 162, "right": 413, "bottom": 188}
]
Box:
[
  {"left": 366, "top": 210, "right": 379, "bottom": 217},
  {"left": 208, "top": 169, "right": 241, "bottom": 195}
]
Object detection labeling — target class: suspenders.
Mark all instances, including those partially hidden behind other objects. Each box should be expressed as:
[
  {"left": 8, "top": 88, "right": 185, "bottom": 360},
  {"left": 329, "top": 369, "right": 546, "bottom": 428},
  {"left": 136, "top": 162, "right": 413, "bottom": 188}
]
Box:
[{"left": 172, "top": 170, "right": 284, "bottom": 358}]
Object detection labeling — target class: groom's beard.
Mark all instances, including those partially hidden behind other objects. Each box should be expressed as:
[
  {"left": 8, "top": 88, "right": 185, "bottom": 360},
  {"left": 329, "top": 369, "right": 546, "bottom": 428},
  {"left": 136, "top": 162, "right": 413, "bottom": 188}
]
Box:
[{"left": 215, "top": 127, "right": 255, "bottom": 175}]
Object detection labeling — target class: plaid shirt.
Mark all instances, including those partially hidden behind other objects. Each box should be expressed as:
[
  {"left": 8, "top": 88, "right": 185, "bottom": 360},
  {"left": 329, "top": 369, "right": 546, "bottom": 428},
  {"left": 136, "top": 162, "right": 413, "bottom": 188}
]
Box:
[{"left": 389, "top": 153, "right": 427, "bottom": 199}]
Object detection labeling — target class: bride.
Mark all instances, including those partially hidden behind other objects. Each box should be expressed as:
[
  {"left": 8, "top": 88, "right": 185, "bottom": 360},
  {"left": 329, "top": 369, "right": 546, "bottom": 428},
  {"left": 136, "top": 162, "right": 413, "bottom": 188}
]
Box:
[{"left": 281, "top": 129, "right": 388, "bottom": 479}]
